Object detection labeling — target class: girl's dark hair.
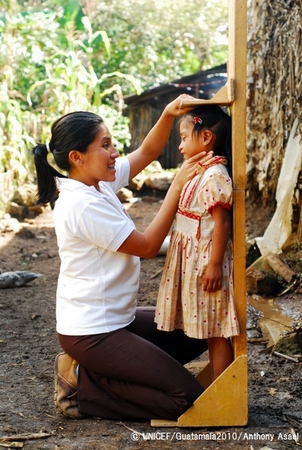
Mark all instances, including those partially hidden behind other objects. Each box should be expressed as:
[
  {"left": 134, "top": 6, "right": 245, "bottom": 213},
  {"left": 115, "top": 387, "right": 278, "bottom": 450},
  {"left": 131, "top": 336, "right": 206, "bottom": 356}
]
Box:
[
  {"left": 180, "top": 104, "right": 232, "bottom": 176},
  {"left": 32, "top": 111, "right": 104, "bottom": 204}
]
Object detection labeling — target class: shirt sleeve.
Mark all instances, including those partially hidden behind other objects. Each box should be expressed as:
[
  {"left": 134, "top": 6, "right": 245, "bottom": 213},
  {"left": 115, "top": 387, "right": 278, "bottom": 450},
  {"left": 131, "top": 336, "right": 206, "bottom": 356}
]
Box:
[
  {"left": 71, "top": 195, "right": 135, "bottom": 252},
  {"left": 198, "top": 167, "right": 233, "bottom": 214}
]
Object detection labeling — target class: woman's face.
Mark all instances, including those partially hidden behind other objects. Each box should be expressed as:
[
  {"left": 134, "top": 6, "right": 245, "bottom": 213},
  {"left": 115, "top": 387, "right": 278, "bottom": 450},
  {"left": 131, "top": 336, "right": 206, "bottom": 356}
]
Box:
[{"left": 70, "top": 123, "right": 120, "bottom": 190}]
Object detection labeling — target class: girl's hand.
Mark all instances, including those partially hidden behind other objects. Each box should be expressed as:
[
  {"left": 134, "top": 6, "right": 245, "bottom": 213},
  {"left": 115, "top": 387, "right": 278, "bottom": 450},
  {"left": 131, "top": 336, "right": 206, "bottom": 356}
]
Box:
[
  {"left": 164, "top": 94, "right": 199, "bottom": 117},
  {"left": 200, "top": 263, "right": 223, "bottom": 292}
]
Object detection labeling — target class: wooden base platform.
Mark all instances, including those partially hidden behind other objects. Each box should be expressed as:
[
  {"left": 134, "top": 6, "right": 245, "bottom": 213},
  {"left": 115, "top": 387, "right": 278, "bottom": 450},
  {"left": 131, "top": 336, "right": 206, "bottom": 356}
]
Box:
[{"left": 151, "top": 355, "right": 248, "bottom": 427}]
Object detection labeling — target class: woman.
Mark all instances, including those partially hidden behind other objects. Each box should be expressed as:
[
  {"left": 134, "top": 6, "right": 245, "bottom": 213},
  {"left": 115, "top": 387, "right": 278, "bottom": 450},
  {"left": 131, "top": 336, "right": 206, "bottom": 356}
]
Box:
[{"left": 33, "top": 94, "right": 211, "bottom": 421}]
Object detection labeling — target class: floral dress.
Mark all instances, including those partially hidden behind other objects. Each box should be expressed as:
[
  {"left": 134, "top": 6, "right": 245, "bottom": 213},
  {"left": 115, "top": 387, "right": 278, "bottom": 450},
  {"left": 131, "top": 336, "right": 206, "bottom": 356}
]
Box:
[{"left": 155, "top": 161, "right": 240, "bottom": 339}]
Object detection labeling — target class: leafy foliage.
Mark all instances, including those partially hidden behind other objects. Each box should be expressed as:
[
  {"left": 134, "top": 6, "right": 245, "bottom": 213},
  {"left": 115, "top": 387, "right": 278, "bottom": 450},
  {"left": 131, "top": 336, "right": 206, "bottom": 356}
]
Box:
[{"left": 79, "top": 0, "right": 228, "bottom": 88}]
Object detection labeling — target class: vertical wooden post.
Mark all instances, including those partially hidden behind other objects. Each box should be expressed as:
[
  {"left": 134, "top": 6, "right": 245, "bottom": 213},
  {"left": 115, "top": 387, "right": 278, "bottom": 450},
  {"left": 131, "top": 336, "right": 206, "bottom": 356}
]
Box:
[{"left": 228, "top": 0, "right": 247, "bottom": 358}]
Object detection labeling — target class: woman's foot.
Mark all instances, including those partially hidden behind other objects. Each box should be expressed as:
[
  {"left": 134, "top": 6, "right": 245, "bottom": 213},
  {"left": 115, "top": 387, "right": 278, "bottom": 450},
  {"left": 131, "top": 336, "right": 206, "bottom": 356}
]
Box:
[{"left": 54, "top": 352, "right": 85, "bottom": 419}]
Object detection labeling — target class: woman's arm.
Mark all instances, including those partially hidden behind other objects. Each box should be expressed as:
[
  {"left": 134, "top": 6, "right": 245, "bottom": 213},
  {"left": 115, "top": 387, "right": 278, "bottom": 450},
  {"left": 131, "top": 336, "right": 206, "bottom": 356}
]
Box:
[
  {"left": 127, "top": 94, "right": 198, "bottom": 180},
  {"left": 201, "top": 205, "right": 231, "bottom": 292},
  {"left": 118, "top": 151, "right": 213, "bottom": 258}
]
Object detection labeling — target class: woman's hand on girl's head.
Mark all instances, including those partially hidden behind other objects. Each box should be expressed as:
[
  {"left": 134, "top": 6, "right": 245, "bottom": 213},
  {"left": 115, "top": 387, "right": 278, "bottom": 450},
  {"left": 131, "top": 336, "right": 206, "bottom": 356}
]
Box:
[{"left": 164, "top": 94, "right": 199, "bottom": 117}]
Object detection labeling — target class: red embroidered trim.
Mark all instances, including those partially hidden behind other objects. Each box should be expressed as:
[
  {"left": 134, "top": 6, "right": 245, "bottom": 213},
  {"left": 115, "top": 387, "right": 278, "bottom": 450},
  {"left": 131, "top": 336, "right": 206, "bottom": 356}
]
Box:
[
  {"left": 200, "top": 155, "right": 228, "bottom": 169},
  {"left": 179, "top": 175, "right": 200, "bottom": 209},
  {"left": 179, "top": 156, "right": 228, "bottom": 211},
  {"left": 177, "top": 207, "right": 200, "bottom": 221}
]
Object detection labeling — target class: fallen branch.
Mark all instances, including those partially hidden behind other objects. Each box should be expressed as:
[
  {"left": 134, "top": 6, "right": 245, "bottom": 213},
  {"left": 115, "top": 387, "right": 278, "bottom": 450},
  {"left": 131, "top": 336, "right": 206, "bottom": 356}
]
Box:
[
  {"left": 247, "top": 337, "right": 269, "bottom": 344},
  {"left": 0, "top": 443, "right": 23, "bottom": 449},
  {"left": 279, "top": 278, "right": 298, "bottom": 296},
  {"left": 266, "top": 253, "right": 296, "bottom": 283},
  {"left": 150, "top": 269, "right": 163, "bottom": 279},
  {"left": 0, "top": 433, "right": 51, "bottom": 443},
  {"left": 273, "top": 351, "right": 300, "bottom": 363},
  {"left": 118, "top": 422, "right": 144, "bottom": 438}
]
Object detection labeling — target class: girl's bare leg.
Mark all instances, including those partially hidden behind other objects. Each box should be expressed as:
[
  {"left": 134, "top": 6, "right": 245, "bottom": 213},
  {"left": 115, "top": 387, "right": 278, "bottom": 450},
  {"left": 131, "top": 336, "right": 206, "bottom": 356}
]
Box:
[{"left": 207, "top": 337, "right": 233, "bottom": 381}]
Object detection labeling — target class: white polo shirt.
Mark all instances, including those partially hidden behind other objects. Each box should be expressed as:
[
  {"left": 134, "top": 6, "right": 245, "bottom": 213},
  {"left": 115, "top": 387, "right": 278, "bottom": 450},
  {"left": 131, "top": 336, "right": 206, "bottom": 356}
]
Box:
[{"left": 53, "top": 157, "right": 140, "bottom": 335}]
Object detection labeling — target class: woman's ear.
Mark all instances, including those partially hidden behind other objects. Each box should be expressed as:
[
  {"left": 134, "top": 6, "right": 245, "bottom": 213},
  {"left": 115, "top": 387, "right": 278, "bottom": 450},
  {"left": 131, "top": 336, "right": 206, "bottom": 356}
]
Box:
[{"left": 69, "top": 150, "right": 84, "bottom": 165}]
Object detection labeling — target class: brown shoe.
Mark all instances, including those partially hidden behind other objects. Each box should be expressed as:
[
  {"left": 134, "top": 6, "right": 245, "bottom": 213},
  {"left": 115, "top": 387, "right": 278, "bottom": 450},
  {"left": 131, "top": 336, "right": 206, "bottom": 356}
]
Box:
[{"left": 54, "top": 352, "right": 85, "bottom": 419}]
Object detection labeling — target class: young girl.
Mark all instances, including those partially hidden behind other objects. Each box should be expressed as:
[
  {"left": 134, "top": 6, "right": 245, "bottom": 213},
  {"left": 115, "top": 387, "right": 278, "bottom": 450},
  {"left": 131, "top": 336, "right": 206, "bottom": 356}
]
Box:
[
  {"left": 155, "top": 105, "right": 240, "bottom": 382},
  {"left": 32, "top": 95, "right": 213, "bottom": 421}
]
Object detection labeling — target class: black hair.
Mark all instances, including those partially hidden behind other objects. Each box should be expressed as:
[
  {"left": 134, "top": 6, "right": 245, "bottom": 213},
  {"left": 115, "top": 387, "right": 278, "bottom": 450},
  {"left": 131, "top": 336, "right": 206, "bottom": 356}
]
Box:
[
  {"left": 179, "top": 105, "right": 232, "bottom": 176},
  {"left": 32, "top": 111, "right": 104, "bottom": 204}
]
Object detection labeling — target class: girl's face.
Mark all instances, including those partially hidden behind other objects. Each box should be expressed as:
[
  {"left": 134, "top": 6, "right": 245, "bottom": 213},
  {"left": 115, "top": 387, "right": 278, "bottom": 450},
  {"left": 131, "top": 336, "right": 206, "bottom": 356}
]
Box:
[
  {"left": 70, "top": 123, "right": 120, "bottom": 190},
  {"left": 179, "top": 121, "right": 209, "bottom": 160}
]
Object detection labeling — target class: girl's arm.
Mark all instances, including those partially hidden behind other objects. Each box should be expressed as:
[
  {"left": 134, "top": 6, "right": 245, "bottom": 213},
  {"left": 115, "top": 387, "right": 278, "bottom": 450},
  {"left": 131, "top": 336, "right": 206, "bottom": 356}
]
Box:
[
  {"left": 201, "top": 205, "right": 231, "bottom": 292},
  {"left": 127, "top": 94, "right": 197, "bottom": 180},
  {"left": 118, "top": 151, "right": 213, "bottom": 258}
]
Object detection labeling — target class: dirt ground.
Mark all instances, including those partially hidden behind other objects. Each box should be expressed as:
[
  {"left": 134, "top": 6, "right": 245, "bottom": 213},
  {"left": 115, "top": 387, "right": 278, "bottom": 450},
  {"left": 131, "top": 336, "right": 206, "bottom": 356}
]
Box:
[{"left": 0, "top": 193, "right": 301, "bottom": 450}]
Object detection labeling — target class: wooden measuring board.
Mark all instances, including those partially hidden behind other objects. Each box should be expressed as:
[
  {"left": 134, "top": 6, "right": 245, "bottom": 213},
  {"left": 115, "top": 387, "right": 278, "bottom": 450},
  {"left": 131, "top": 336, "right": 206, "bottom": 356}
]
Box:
[
  {"left": 181, "top": 78, "right": 235, "bottom": 107},
  {"left": 151, "top": 0, "right": 248, "bottom": 428}
]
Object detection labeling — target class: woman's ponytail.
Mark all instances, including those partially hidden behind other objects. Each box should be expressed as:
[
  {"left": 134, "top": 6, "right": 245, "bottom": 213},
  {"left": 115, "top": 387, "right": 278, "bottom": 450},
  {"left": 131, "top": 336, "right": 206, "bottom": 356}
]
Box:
[{"left": 32, "top": 143, "right": 66, "bottom": 204}]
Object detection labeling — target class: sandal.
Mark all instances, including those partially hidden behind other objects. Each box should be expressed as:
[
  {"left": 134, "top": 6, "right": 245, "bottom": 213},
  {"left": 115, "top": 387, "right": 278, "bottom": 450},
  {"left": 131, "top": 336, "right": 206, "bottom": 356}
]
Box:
[{"left": 54, "top": 352, "right": 86, "bottom": 419}]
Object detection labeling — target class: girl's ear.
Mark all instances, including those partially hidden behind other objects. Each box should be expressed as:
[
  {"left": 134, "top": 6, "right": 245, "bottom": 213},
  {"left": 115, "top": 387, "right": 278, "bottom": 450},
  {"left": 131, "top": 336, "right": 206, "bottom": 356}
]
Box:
[{"left": 202, "top": 129, "right": 215, "bottom": 146}]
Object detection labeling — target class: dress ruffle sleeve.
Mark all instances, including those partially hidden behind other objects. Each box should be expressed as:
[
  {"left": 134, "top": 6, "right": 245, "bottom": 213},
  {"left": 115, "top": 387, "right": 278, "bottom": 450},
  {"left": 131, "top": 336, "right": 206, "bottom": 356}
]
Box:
[{"left": 198, "top": 168, "right": 233, "bottom": 215}]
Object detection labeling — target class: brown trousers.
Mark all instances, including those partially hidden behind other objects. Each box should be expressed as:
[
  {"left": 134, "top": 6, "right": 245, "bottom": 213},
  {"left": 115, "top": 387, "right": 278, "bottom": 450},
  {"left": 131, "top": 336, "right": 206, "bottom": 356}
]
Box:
[{"left": 58, "top": 307, "right": 207, "bottom": 420}]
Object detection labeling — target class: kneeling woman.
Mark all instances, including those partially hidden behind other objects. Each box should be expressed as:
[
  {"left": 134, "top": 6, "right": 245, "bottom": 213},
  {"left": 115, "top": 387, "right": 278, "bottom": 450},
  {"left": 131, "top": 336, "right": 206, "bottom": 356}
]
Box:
[{"left": 33, "top": 95, "right": 210, "bottom": 421}]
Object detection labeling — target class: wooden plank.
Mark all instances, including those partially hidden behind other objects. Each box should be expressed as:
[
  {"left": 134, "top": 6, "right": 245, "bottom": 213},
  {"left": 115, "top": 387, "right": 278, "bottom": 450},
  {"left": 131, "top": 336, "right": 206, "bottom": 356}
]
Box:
[
  {"left": 180, "top": 79, "right": 234, "bottom": 107},
  {"left": 229, "top": 0, "right": 247, "bottom": 360},
  {"left": 229, "top": 0, "right": 247, "bottom": 192},
  {"left": 232, "top": 189, "right": 247, "bottom": 357}
]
